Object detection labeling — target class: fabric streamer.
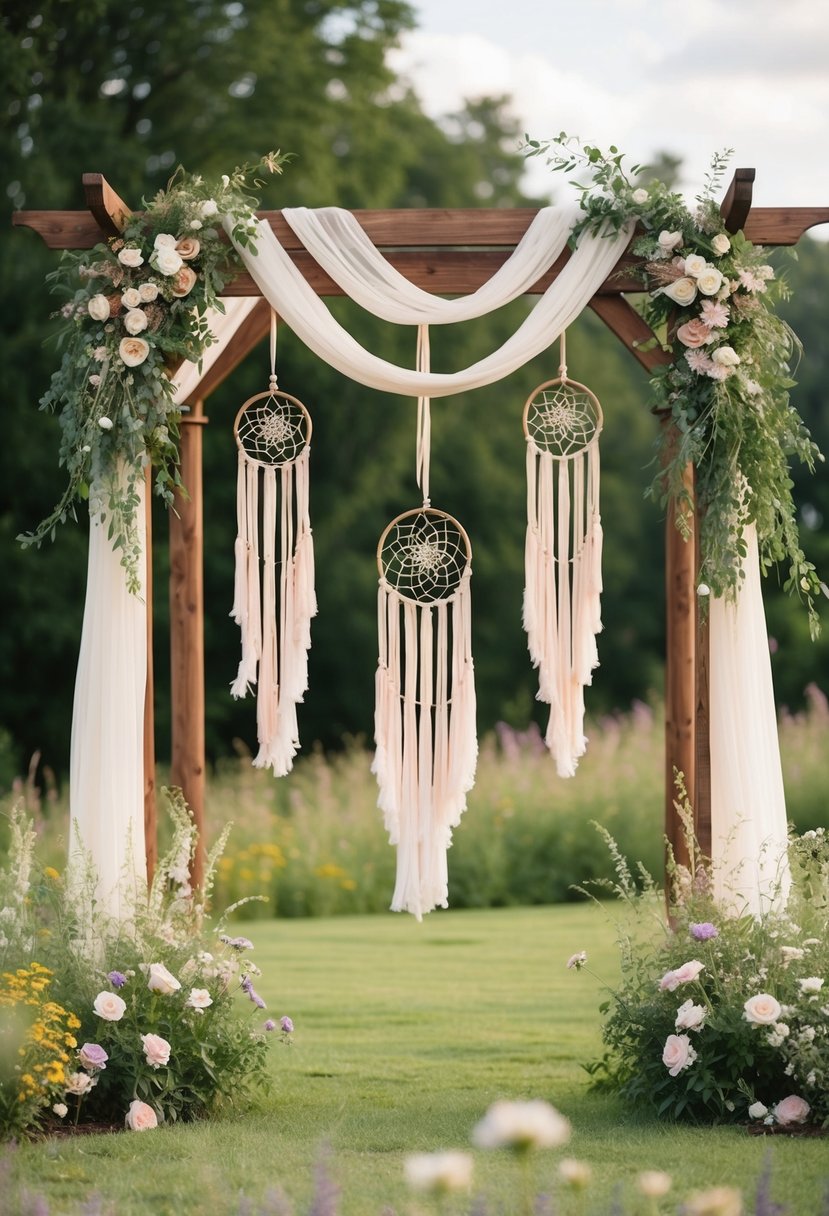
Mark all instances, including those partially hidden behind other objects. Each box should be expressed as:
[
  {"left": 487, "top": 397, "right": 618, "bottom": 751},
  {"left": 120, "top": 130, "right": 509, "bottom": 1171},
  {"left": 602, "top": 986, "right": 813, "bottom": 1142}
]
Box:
[
  {"left": 69, "top": 467, "right": 148, "bottom": 920},
  {"left": 373, "top": 328, "right": 477, "bottom": 919},
  {"left": 230, "top": 312, "right": 316, "bottom": 775},
  {"left": 709, "top": 524, "right": 790, "bottom": 914},
  {"left": 522, "top": 335, "right": 604, "bottom": 776}
]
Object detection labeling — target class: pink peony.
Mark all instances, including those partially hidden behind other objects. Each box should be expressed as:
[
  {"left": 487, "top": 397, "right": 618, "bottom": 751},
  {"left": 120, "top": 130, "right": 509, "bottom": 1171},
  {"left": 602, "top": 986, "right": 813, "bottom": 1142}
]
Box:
[
  {"left": 662, "top": 1033, "right": 697, "bottom": 1076},
  {"left": 773, "top": 1094, "right": 810, "bottom": 1126},
  {"left": 676, "top": 319, "right": 714, "bottom": 349}
]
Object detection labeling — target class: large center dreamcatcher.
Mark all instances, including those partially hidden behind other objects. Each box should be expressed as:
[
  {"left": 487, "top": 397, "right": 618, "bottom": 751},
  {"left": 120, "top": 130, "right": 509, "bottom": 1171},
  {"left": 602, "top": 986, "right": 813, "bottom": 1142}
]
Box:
[
  {"left": 373, "top": 326, "right": 477, "bottom": 919},
  {"left": 522, "top": 332, "right": 604, "bottom": 777},
  {"left": 230, "top": 311, "right": 317, "bottom": 775}
]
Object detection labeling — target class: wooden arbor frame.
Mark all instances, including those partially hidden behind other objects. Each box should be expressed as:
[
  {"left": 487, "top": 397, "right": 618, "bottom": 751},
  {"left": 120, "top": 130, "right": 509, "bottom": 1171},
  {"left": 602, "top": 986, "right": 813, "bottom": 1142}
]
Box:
[{"left": 14, "top": 172, "right": 829, "bottom": 883}]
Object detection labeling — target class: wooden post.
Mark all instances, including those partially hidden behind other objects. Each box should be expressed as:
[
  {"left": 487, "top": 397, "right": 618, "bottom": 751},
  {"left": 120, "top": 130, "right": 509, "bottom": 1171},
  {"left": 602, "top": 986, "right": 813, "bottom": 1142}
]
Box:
[
  {"left": 169, "top": 404, "right": 208, "bottom": 887},
  {"left": 144, "top": 467, "right": 157, "bottom": 883}
]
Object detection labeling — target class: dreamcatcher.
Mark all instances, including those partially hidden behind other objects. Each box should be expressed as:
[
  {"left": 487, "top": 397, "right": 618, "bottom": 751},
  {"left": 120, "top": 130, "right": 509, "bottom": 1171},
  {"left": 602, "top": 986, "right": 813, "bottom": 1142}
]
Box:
[
  {"left": 522, "top": 331, "right": 603, "bottom": 777},
  {"left": 230, "top": 311, "right": 316, "bottom": 775},
  {"left": 373, "top": 326, "right": 477, "bottom": 919}
]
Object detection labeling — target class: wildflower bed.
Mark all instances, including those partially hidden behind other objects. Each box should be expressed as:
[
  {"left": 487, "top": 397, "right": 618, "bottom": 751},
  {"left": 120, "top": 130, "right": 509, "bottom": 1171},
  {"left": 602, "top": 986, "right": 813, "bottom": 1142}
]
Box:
[{"left": 5, "top": 906, "right": 828, "bottom": 1215}]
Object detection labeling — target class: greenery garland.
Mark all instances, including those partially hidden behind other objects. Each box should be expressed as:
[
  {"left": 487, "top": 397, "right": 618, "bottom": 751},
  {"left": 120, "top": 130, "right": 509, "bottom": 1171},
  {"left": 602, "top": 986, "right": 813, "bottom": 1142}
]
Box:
[
  {"left": 525, "top": 135, "right": 823, "bottom": 637},
  {"left": 19, "top": 153, "right": 287, "bottom": 593}
]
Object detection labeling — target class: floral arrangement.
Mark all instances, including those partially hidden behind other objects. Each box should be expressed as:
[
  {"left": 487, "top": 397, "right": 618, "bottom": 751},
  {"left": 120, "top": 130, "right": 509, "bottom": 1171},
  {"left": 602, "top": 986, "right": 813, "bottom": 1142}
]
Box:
[
  {"left": 20, "top": 153, "right": 287, "bottom": 592},
  {"left": 574, "top": 782, "right": 829, "bottom": 1129},
  {"left": 525, "top": 135, "right": 823, "bottom": 635},
  {"left": 0, "top": 790, "right": 292, "bottom": 1138}
]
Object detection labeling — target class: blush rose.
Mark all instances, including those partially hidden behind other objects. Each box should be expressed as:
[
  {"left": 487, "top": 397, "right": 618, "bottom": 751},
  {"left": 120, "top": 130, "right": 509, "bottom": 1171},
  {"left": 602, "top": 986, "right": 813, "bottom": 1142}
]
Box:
[
  {"left": 662, "top": 1033, "right": 697, "bottom": 1076},
  {"left": 93, "top": 990, "right": 127, "bottom": 1021},
  {"left": 141, "top": 1033, "right": 171, "bottom": 1068},
  {"left": 773, "top": 1094, "right": 810, "bottom": 1126},
  {"left": 743, "top": 993, "right": 782, "bottom": 1025},
  {"left": 676, "top": 319, "right": 713, "bottom": 349},
  {"left": 125, "top": 1099, "right": 158, "bottom": 1131}
]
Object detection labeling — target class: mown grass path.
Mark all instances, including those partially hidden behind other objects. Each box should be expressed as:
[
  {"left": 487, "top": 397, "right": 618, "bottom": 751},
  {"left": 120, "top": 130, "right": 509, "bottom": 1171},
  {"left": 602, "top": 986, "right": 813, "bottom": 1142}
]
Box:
[{"left": 11, "top": 906, "right": 829, "bottom": 1213}]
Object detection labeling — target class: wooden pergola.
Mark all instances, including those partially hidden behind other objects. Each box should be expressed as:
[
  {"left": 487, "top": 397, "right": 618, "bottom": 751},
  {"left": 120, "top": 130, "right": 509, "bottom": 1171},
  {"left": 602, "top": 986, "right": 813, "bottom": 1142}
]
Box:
[{"left": 14, "top": 172, "right": 829, "bottom": 885}]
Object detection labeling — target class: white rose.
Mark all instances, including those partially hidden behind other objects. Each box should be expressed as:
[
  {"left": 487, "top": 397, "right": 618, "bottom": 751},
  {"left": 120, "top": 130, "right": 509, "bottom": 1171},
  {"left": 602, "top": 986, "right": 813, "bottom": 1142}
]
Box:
[
  {"left": 87, "top": 294, "right": 111, "bottom": 322},
  {"left": 697, "top": 267, "right": 725, "bottom": 296},
  {"left": 199, "top": 199, "right": 218, "bottom": 218},
  {"left": 186, "top": 988, "right": 213, "bottom": 1010},
  {"left": 97, "top": 415, "right": 113, "bottom": 431},
  {"left": 153, "top": 232, "right": 178, "bottom": 250},
  {"left": 119, "top": 337, "right": 150, "bottom": 367},
  {"left": 632, "top": 188, "right": 649, "bottom": 205},
  {"left": 712, "top": 346, "right": 740, "bottom": 367},
  {"left": 743, "top": 993, "right": 782, "bottom": 1025},
  {"left": 52, "top": 1102, "right": 68, "bottom": 1118},
  {"left": 125, "top": 1099, "right": 158, "bottom": 1131},
  {"left": 93, "top": 990, "right": 126, "bottom": 1021},
  {"left": 65, "top": 1071, "right": 95, "bottom": 1096},
  {"left": 123, "top": 308, "right": 148, "bottom": 335},
  {"left": 662, "top": 1033, "right": 697, "bottom": 1076},
  {"left": 472, "top": 1099, "right": 571, "bottom": 1150},
  {"left": 675, "top": 999, "right": 706, "bottom": 1032},
  {"left": 748, "top": 1101, "right": 768, "bottom": 1119},
  {"left": 120, "top": 287, "right": 142, "bottom": 309},
  {"left": 145, "top": 962, "right": 181, "bottom": 994},
  {"left": 712, "top": 233, "right": 731, "bottom": 255},
  {"left": 138, "top": 282, "right": 159, "bottom": 303},
  {"left": 404, "top": 1151, "right": 473, "bottom": 1193},
  {"left": 152, "top": 246, "right": 184, "bottom": 276},
  {"left": 658, "top": 230, "right": 683, "bottom": 253},
  {"left": 118, "top": 247, "right": 144, "bottom": 268},
  {"left": 660, "top": 277, "right": 698, "bottom": 306},
  {"left": 697, "top": 583, "right": 711, "bottom": 597},
  {"left": 684, "top": 254, "right": 708, "bottom": 278}
]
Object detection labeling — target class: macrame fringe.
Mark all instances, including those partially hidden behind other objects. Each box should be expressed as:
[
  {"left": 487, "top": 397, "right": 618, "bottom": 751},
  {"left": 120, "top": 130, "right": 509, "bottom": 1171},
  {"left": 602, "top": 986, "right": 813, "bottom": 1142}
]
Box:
[
  {"left": 230, "top": 445, "right": 316, "bottom": 776},
  {"left": 372, "top": 572, "right": 477, "bottom": 920},
  {"left": 524, "top": 442, "right": 602, "bottom": 777}
]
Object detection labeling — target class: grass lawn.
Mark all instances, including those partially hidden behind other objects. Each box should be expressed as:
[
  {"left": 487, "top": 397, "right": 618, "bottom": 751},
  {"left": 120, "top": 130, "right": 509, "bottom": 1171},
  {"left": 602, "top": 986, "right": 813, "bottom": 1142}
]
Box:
[{"left": 7, "top": 904, "right": 829, "bottom": 1214}]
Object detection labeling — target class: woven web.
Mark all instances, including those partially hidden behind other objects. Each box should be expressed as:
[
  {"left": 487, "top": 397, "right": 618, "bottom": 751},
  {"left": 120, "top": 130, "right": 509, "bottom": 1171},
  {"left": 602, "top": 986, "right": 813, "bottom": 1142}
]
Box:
[
  {"left": 236, "top": 393, "right": 310, "bottom": 467},
  {"left": 380, "top": 511, "right": 469, "bottom": 605},
  {"left": 525, "top": 384, "right": 600, "bottom": 457}
]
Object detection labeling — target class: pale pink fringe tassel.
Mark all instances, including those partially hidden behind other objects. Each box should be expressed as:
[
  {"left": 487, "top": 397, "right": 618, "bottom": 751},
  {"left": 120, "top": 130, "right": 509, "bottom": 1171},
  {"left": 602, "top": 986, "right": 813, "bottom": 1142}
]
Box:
[
  {"left": 523, "top": 441, "right": 602, "bottom": 777},
  {"left": 230, "top": 445, "right": 316, "bottom": 776},
  {"left": 372, "top": 572, "right": 477, "bottom": 920}
]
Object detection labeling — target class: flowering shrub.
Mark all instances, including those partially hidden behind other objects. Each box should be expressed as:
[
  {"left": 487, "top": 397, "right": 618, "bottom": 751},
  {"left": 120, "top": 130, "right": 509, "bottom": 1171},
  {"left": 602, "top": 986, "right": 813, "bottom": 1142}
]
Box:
[
  {"left": 525, "top": 135, "right": 822, "bottom": 635},
  {"left": 578, "top": 783, "right": 829, "bottom": 1127},
  {"left": 20, "top": 152, "right": 287, "bottom": 591},
  {"left": 0, "top": 790, "right": 292, "bottom": 1137}
]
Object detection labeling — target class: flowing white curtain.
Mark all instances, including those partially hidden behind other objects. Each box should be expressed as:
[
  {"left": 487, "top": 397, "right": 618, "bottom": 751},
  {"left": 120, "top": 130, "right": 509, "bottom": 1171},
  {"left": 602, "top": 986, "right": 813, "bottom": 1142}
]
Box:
[
  {"left": 225, "top": 213, "right": 634, "bottom": 395},
  {"left": 69, "top": 475, "right": 148, "bottom": 919},
  {"left": 709, "top": 524, "right": 790, "bottom": 913}
]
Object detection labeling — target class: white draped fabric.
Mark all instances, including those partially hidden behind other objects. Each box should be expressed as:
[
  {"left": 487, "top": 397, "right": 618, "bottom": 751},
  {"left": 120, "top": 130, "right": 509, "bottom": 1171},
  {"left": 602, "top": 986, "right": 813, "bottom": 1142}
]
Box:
[
  {"left": 709, "top": 525, "right": 790, "bottom": 914},
  {"left": 69, "top": 476, "right": 148, "bottom": 919},
  {"left": 225, "top": 213, "right": 634, "bottom": 395},
  {"left": 171, "top": 297, "right": 261, "bottom": 404}
]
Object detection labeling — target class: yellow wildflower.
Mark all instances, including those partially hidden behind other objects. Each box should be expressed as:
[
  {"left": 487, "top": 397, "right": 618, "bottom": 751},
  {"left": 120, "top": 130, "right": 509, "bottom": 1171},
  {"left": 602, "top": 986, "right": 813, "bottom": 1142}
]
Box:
[{"left": 44, "top": 867, "right": 60, "bottom": 881}]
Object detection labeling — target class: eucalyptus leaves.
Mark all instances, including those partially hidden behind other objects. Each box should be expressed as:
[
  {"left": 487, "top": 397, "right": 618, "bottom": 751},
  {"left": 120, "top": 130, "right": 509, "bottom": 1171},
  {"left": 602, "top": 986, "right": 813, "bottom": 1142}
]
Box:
[
  {"left": 21, "top": 153, "right": 286, "bottom": 592},
  {"left": 525, "top": 134, "right": 823, "bottom": 636}
]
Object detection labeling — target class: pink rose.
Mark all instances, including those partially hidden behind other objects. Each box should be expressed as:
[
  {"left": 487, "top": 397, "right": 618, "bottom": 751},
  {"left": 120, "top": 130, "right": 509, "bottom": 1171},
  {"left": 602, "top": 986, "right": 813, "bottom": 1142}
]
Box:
[
  {"left": 660, "top": 960, "right": 705, "bottom": 991},
  {"left": 676, "top": 319, "right": 713, "bottom": 349},
  {"left": 743, "top": 993, "right": 782, "bottom": 1025},
  {"left": 125, "top": 1099, "right": 158, "bottom": 1131},
  {"left": 141, "top": 1032, "right": 171, "bottom": 1068},
  {"left": 170, "top": 266, "right": 198, "bottom": 297},
  {"left": 773, "top": 1094, "right": 810, "bottom": 1126},
  {"left": 175, "top": 237, "right": 200, "bottom": 261},
  {"left": 662, "top": 1033, "right": 697, "bottom": 1076},
  {"left": 93, "top": 991, "right": 126, "bottom": 1021}
]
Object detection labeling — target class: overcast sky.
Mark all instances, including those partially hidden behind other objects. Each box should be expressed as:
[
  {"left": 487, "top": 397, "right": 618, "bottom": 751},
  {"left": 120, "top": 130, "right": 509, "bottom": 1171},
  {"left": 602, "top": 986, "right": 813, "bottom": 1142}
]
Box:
[{"left": 389, "top": 0, "right": 829, "bottom": 223}]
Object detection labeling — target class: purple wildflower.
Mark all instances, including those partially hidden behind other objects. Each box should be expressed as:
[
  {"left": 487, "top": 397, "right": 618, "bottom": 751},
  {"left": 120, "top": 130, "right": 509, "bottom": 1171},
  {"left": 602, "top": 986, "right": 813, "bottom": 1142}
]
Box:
[
  {"left": 280, "top": 1016, "right": 294, "bottom": 1034},
  {"left": 690, "top": 922, "right": 719, "bottom": 941},
  {"left": 107, "top": 970, "right": 127, "bottom": 989},
  {"left": 241, "top": 974, "right": 266, "bottom": 1010},
  {"left": 263, "top": 1019, "right": 277, "bottom": 1032},
  {"left": 221, "top": 934, "right": 254, "bottom": 951}
]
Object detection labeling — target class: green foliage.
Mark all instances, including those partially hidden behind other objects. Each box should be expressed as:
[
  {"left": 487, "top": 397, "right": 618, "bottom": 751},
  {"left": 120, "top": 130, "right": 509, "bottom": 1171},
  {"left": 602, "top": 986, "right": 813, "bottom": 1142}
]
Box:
[
  {"left": 585, "top": 788, "right": 829, "bottom": 1127},
  {"left": 525, "top": 134, "right": 823, "bottom": 635},
  {"left": 0, "top": 793, "right": 290, "bottom": 1136}
]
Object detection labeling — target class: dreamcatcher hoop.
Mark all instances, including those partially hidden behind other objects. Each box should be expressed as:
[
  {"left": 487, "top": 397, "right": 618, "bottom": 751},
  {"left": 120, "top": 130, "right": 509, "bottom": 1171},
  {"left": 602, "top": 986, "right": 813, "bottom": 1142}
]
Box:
[
  {"left": 373, "top": 328, "right": 477, "bottom": 921},
  {"left": 376, "top": 506, "right": 472, "bottom": 606},
  {"left": 229, "top": 312, "right": 317, "bottom": 777},
  {"left": 522, "top": 332, "right": 604, "bottom": 778}
]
